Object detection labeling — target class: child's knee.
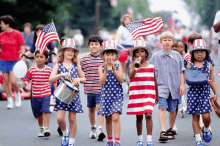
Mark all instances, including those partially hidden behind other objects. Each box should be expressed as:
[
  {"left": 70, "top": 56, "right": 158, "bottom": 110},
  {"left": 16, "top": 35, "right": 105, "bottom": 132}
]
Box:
[
  {"left": 68, "top": 118, "right": 76, "bottom": 125},
  {"left": 105, "top": 117, "right": 112, "bottom": 124},
  {"left": 136, "top": 115, "right": 143, "bottom": 122},
  {"left": 112, "top": 116, "right": 119, "bottom": 124},
  {"left": 57, "top": 117, "right": 65, "bottom": 124},
  {"left": 145, "top": 113, "right": 152, "bottom": 120}
]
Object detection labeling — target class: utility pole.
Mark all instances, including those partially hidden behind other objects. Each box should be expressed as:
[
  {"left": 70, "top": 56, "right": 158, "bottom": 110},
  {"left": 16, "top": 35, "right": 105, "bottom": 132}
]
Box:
[{"left": 94, "top": 0, "right": 100, "bottom": 35}]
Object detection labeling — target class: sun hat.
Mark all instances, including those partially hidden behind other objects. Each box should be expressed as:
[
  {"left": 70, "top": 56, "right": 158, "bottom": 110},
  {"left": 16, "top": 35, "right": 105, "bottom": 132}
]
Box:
[
  {"left": 99, "top": 40, "right": 120, "bottom": 61},
  {"left": 60, "top": 38, "right": 79, "bottom": 53},
  {"left": 129, "top": 40, "right": 152, "bottom": 60},
  {"left": 189, "top": 39, "right": 210, "bottom": 55}
]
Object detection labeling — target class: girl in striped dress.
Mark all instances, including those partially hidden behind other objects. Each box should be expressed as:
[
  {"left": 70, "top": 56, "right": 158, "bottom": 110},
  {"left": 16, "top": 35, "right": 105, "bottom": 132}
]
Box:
[{"left": 127, "top": 40, "right": 158, "bottom": 146}]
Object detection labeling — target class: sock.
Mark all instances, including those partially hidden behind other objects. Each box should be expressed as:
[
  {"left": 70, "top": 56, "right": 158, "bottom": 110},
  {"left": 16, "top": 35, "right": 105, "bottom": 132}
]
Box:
[
  {"left": 195, "top": 134, "right": 202, "bottom": 142},
  {"left": 15, "top": 92, "right": 20, "bottom": 98},
  {"left": 7, "top": 97, "right": 13, "bottom": 102},
  {"left": 62, "top": 128, "right": 69, "bottom": 136},
  {"left": 69, "top": 138, "right": 75, "bottom": 144},
  {"left": 138, "top": 135, "right": 143, "bottom": 141},
  {"left": 147, "top": 135, "right": 152, "bottom": 142},
  {"left": 98, "top": 126, "right": 102, "bottom": 129},
  {"left": 108, "top": 137, "right": 113, "bottom": 141},
  {"left": 91, "top": 125, "right": 96, "bottom": 128},
  {"left": 204, "top": 127, "right": 209, "bottom": 132},
  {"left": 115, "top": 137, "right": 120, "bottom": 142},
  {"left": 39, "top": 126, "right": 44, "bottom": 129}
]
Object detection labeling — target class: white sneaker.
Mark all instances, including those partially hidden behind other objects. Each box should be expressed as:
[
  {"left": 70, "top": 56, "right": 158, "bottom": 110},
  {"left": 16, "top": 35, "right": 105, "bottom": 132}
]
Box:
[
  {"left": 96, "top": 127, "right": 106, "bottom": 141},
  {"left": 44, "top": 127, "right": 51, "bottom": 137},
  {"left": 38, "top": 128, "right": 44, "bottom": 137},
  {"left": 15, "top": 93, "right": 21, "bottom": 107},
  {"left": 7, "top": 97, "right": 14, "bottom": 109},
  {"left": 89, "top": 126, "right": 97, "bottom": 139}
]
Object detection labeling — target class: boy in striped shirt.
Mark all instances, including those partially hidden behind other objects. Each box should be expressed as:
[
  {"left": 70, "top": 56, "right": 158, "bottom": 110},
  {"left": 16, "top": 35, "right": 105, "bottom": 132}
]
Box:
[
  {"left": 80, "top": 35, "right": 106, "bottom": 141},
  {"left": 23, "top": 50, "right": 56, "bottom": 137}
]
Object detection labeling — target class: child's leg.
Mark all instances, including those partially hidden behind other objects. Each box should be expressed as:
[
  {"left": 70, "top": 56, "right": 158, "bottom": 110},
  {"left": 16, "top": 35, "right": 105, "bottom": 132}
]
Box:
[
  {"left": 112, "top": 112, "right": 120, "bottom": 140},
  {"left": 96, "top": 104, "right": 104, "bottom": 126},
  {"left": 69, "top": 111, "right": 77, "bottom": 138},
  {"left": 43, "top": 112, "right": 50, "bottom": 127},
  {"left": 145, "top": 113, "right": 153, "bottom": 143},
  {"left": 201, "top": 112, "right": 211, "bottom": 129},
  {"left": 169, "top": 110, "right": 176, "bottom": 129},
  {"left": 136, "top": 115, "right": 143, "bottom": 136},
  {"left": 145, "top": 113, "right": 153, "bottom": 135},
  {"left": 105, "top": 115, "right": 113, "bottom": 139},
  {"left": 158, "top": 107, "right": 166, "bottom": 131},
  {"left": 88, "top": 107, "right": 96, "bottom": 126},
  {"left": 37, "top": 115, "right": 43, "bottom": 127},
  {"left": 192, "top": 114, "right": 200, "bottom": 134},
  {"left": 57, "top": 110, "right": 67, "bottom": 131}
]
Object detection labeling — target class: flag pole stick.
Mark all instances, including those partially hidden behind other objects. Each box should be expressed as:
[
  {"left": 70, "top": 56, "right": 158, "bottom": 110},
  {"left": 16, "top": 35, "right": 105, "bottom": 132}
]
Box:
[{"left": 51, "top": 19, "right": 61, "bottom": 49}]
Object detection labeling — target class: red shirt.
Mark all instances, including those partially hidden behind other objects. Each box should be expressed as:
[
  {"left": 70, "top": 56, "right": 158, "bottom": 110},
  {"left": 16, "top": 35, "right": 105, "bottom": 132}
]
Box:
[
  {"left": 23, "top": 65, "right": 56, "bottom": 97},
  {"left": 0, "top": 29, "right": 25, "bottom": 61}
]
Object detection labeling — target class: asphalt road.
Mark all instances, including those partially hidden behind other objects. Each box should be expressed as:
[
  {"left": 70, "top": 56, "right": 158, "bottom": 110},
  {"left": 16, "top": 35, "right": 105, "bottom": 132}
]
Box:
[{"left": 0, "top": 57, "right": 220, "bottom": 146}]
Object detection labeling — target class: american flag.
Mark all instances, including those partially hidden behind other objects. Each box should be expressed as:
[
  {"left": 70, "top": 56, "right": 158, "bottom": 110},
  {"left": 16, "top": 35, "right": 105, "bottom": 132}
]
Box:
[
  {"left": 125, "top": 17, "right": 163, "bottom": 40},
  {"left": 35, "top": 22, "right": 60, "bottom": 55},
  {"left": 216, "top": 71, "right": 220, "bottom": 76},
  {"left": 183, "top": 53, "right": 191, "bottom": 63}
]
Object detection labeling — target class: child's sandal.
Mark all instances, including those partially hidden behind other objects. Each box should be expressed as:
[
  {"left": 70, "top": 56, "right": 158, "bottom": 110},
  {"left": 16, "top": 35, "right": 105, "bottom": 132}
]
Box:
[
  {"left": 165, "top": 128, "right": 175, "bottom": 140},
  {"left": 159, "top": 131, "right": 168, "bottom": 141}
]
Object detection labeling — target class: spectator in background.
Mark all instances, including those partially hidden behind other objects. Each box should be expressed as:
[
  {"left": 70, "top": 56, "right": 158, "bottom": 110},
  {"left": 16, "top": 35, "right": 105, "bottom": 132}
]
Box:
[
  {"left": 0, "top": 72, "right": 4, "bottom": 94},
  {"left": 22, "top": 23, "right": 34, "bottom": 69},
  {"left": 213, "top": 10, "right": 220, "bottom": 65},
  {"left": 73, "top": 29, "right": 84, "bottom": 53},
  {"left": 99, "top": 28, "right": 111, "bottom": 41}
]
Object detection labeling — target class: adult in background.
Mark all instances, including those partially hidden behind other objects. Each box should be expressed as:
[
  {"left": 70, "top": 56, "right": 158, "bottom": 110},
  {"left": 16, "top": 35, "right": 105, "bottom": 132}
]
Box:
[
  {"left": 213, "top": 10, "right": 220, "bottom": 65},
  {"left": 25, "top": 24, "right": 57, "bottom": 69},
  {"left": 22, "top": 22, "right": 34, "bottom": 69},
  {"left": 0, "top": 15, "right": 25, "bottom": 109},
  {"left": 73, "top": 29, "right": 84, "bottom": 53},
  {"left": 115, "top": 14, "right": 144, "bottom": 78}
]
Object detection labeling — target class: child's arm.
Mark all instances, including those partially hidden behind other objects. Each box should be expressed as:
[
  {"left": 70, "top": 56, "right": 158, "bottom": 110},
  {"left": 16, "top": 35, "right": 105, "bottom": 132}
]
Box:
[
  {"left": 129, "top": 64, "right": 136, "bottom": 79},
  {"left": 180, "top": 72, "right": 185, "bottom": 95},
  {"left": 154, "top": 69, "right": 159, "bottom": 104},
  {"left": 209, "top": 64, "right": 218, "bottom": 101},
  {"left": 23, "top": 69, "right": 32, "bottom": 86},
  {"left": 98, "top": 64, "right": 108, "bottom": 85},
  {"left": 49, "top": 64, "right": 69, "bottom": 83},
  {"left": 112, "top": 63, "right": 124, "bottom": 83},
  {"left": 73, "top": 65, "right": 86, "bottom": 85}
]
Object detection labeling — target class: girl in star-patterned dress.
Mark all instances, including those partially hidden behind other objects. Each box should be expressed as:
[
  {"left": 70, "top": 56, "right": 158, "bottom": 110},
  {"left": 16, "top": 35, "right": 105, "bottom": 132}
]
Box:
[
  {"left": 98, "top": 40, "right": 124, "bottom": 146},
  {"left": 49, "top": 38, "right": 86, "bottom": 146},
  {"left": 186, "top": 39, "right": 218, "bottom": 146}
]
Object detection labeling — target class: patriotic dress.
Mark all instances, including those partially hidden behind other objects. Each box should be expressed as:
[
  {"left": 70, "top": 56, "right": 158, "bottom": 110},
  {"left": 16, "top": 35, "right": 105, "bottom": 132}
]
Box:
[
  {"left": 98, "top": 64, "right": 123, "bottom": 116},
  {"left": 186, "top": 60, "right": 211, "bottom": 114},
  {"left": 54, "top": 63, "right": 83, "bottom": 113},
  {"left": 127, "top": 64, "right": 156, "bottom": 115}
]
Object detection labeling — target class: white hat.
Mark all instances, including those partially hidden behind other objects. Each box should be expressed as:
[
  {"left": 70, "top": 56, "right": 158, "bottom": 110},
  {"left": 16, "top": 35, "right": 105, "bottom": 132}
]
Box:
[
  {"left": 189, "top": 39, "right": 210, "bottom": 55},
  {"left": 129, "top": 40, "right": 152, "bottom": 60},
  {"left": 99, "top": 40, "right": 120, "bottom": 61},
  {"left": 61, "top": 38, "right": 79, "bottom": 53}
]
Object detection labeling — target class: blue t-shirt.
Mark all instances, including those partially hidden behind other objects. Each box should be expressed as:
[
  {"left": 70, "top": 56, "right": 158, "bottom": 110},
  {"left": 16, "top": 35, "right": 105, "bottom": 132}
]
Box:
[
  {"left": 22, "top": 31, "right": 34, "bottom": 48},
  {"left": 30, "top": 42, "right": 55, "bottom": 63}
]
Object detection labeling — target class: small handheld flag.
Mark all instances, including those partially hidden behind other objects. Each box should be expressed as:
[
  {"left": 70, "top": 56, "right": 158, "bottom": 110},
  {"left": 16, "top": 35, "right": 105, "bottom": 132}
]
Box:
[
  {"left": 125, "top": 17, "right": 163, "bottom": 40},
  {"left": 35, "top": 21, "right": 60, "bottom": 55}
]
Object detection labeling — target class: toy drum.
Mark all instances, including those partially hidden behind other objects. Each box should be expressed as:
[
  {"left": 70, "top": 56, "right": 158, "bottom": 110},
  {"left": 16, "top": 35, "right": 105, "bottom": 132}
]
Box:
[{"left": 54, "top": 80, "right": 79, "bottom": 105}]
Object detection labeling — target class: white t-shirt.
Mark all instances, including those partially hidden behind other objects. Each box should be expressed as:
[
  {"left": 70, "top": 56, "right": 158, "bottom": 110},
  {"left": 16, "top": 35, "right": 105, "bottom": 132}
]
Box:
[
  {"left": 117, "top": 25, "right": 134, "bottom": 45},
  {"left": 73, "top": 34, "right": 84, "bottom": 46},
  {"left": 213, "top": 11, "right": 220, "bottom": 39}
]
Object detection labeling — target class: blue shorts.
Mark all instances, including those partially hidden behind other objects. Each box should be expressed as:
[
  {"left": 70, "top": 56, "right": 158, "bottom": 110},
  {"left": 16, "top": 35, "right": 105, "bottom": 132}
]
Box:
[
  {"left": 0, "top": 60, "right": 18, "bottom": 72},
  {"left": 32, "top": 96, "right": 50, "bottom": 115},
  {"left": 87, "top": 93, "right": 101, "bottom": 107},
  {"left": 158, "top": 95, "right": 180, "bottom": 112}
]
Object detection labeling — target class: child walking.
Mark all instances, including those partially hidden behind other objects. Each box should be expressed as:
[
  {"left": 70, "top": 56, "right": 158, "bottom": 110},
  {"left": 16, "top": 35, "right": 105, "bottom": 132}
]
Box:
[
  {"left": 127, "top": 40, "right": 158, "bottom": 146},
  {"left": 49, "top": 38, "right": 86, "bottom": 146},
  {"left": 98, "top": 40, "right": 124, "bottom": 146},
  {"left": 23, "top": 50, "right": 55, "bottom": 137},
  {"left": 149, "top": 31, "right": 185, "bottom": 142},
  {"left": 186, "top": 39, "right": 218, "bottom": 146},
  {"left": 79, "top": 35, "right": 106, "bottom": 141}
]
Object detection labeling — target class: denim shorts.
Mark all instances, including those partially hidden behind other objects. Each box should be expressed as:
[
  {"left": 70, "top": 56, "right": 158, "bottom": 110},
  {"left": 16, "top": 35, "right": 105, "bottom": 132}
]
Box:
[
  {"left": 32, "top": 96, "right": 50, "bottom": 115},
  {"left": 158, "top": 95, "right": 180, "bottom": 112},
  {"left": 0, "top": 60, "right": 18, "bottom": 72},
  {"left": 87, "top": 93, "right": 101, "bottom": 107}
]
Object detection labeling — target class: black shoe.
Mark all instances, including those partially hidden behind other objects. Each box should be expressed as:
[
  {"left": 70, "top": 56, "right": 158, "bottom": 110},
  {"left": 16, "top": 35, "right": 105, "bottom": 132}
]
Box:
[{"left": 57, "top": 127, "right": 63, "bottom": 136}]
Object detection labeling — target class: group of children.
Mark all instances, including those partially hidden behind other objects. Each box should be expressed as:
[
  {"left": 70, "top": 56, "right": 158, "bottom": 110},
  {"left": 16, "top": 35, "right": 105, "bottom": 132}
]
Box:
[{"left": 22, "top": 31, "right": 218, "bottom": 146}]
